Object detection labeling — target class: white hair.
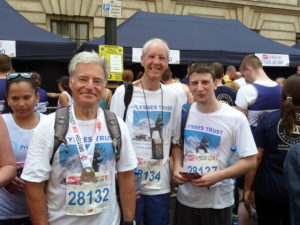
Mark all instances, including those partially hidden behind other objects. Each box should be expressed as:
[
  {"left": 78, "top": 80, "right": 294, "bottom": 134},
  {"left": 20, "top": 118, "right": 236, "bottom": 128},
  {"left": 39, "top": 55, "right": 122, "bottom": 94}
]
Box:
[
  {"left": 68, "top": 51, "right": 109, "bottom": 80},
  {"left": 142, "top": 38, "right": 170, "bottom": 60}
]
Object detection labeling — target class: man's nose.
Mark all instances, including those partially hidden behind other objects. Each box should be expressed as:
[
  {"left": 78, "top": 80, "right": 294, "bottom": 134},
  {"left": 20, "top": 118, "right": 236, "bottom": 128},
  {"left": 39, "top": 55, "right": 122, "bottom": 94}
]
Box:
[
  {"left": 85, "top": 79, "right": 94, "bottom": 88},
  {"left": 153, "top": 56, "right": 160, "bottom": 64},
  {"left": 196, "top": 83, "right": 204, "bottom": 90}
]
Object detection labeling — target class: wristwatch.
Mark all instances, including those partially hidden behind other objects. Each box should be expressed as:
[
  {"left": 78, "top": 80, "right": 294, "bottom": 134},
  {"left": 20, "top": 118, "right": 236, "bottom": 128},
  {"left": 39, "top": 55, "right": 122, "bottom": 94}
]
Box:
[{"left": 124, "top": 220, "right": 136, "bottom": 225}]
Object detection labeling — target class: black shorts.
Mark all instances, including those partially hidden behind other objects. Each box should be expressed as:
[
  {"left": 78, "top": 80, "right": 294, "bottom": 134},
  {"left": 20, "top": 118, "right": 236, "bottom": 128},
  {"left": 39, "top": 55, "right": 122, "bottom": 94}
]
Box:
[{"left": 174, "top": 200, "right": 232, "bottom": 225}]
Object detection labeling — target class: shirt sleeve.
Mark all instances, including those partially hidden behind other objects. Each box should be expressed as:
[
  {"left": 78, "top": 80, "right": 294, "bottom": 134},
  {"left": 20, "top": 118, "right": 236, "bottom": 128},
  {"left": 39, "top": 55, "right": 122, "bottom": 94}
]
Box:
[
  {"left": 116, "top": 117, "right": 137, "bottom": 172},
  {"left": 235, "top": 112, "right": 257, "bottom": 158},
  {"left": 21, "top": 114, "right": 55, "bottom": 182},
  {"left": 110, "top": 85, "right": 126, "bottom": 119},
  {"left": 235, "top": 84, "right": 258, "bottom": 110}
]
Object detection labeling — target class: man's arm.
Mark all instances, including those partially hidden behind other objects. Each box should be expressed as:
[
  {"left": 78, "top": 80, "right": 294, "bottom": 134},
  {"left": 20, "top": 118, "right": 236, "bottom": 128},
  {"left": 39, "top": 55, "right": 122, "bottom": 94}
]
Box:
[
  {"left": 191, "top": 155, "right": 257, "bottom": 187},
  {"left": 25, "top": 181, "right": 48, "bottom": 225},
  {"left": 236, "top": 106, "right": 248, "bottom": 117},
  {"left": 244, "top": 147, "right": 263, "bottom": 206},
  {"left": 117, "top": 170, "right": 136, "bottom": 222},
  {"left": 172, "top": 144, "right": 189, "bottom": 184}
]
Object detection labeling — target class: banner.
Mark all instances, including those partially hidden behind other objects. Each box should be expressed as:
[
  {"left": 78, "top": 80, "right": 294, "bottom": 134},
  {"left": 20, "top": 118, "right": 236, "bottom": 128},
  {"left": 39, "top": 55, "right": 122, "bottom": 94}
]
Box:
[
  {"left": 0, "top": 40, "right": 16, "bottom": 57},
  {"left": 99, "top": 45, "right": 123, "bottom": 81},
  {"left": 132, "top": 48, "right": 180, "bottom": 64},
  {"left": 255, "top": 53, "right": 289, "bottom": 67}
]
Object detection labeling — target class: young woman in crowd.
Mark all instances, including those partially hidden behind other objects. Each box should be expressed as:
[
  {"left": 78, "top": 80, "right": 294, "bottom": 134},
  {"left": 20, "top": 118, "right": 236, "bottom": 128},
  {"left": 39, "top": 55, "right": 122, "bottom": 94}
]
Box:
[
  {"left": 48, "top": 76, "right": 72, "bottom": 107},
  {"left": 0, "top": 72, "right": 44, "bottom": 225},
  {"left": 244, "top": 73, "right": 300, "bottom": 225},
  {"left": 0, "top": 115, "right": 15, "bottom": 188}
]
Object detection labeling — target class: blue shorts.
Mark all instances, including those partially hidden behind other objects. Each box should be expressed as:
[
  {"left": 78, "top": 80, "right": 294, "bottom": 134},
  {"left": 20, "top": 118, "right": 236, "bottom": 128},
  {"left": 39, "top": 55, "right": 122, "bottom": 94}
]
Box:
[{"left": 136, "top": 193, "right": 170, "bottom": 225}]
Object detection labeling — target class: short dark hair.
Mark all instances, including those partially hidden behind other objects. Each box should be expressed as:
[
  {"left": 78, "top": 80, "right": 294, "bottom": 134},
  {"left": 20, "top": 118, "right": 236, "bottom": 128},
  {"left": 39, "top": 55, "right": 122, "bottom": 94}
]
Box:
[
  {"left": 188, "top": 63, "right": 215, "bottom": 81},
  {"left": 210, "top": 62, "right": 224, "bottom": 79},
  {"left": 0, "top": 54, "right": 12, "bottom": 73},
  {"left": 239, "top": 54, "right": 262, "bottom": 72}
]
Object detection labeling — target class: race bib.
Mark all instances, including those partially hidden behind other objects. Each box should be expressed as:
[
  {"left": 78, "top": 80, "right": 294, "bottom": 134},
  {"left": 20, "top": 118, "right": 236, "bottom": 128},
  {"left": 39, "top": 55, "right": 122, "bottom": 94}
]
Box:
[
  {"left": 136, "top": 157, "right": 162, "bottom": 190},
  {"left": 66, "top": 172, "right": 110, "bottom": 216},
  {"left": 184, "top": 153, "right": 220, "bottom": 175}
]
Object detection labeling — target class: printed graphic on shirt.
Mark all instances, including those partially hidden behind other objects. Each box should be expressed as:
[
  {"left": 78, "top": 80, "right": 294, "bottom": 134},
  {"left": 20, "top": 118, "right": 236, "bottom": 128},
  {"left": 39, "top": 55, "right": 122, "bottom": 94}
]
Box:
[
  {"left": 132, "top": 110, "right": 171, "bottom": 141},
  {"left": 59, "top": 140, "right": 114, "bottom": 173},
  {"left": 11, "top": 140, "right": 28, "bottom": 155},
  {"left": 277, "top": 113, "right": 300, "bottom": 150},
  {"left": 184, "top": 130, "right": 221, "bottom": 154},
  {"left": 216, "top": 93, "right": 234, "bottom": 106}
]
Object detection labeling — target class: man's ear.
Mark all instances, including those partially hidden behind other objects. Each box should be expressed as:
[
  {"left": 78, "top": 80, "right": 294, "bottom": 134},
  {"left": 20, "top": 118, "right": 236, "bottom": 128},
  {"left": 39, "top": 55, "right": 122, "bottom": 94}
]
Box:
[{"left": 140, "top": 55, "right": 145, "bottom": 67}]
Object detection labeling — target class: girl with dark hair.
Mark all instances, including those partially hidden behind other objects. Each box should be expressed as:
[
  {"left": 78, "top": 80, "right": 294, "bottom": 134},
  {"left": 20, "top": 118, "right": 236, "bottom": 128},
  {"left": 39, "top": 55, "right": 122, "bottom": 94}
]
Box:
[
  {"left": 0, "top": 73, "right": 44, "bottom": 225},
  {"left": 48, "top": 76, "right": 72, "bottom": 107},
  {"left": 244, "top": 74, "right": 300, "bottom": 225}
]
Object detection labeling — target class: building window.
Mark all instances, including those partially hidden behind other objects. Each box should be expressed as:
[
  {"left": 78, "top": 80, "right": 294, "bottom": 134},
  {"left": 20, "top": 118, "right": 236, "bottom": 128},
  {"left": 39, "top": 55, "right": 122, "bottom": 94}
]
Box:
[{"left": 51, "top": 21, "right": 89, "bottom": 48}]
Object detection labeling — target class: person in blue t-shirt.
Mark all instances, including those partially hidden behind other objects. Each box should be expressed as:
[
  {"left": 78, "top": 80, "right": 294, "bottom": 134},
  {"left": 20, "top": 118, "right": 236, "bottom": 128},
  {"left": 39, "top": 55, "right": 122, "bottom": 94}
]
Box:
[
  {"left": 244, "top": 73, "right": 300, "bottom": 225},
  {"left": 32, "top": 72, "right": 49, "bottom": 113}
]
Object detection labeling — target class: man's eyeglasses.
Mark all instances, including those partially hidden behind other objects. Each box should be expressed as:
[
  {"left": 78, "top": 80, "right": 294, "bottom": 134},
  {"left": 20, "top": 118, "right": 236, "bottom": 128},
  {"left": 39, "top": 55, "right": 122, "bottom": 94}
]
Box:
[{"left": 6, "top": 73, "right": 33, "bottom": 80}]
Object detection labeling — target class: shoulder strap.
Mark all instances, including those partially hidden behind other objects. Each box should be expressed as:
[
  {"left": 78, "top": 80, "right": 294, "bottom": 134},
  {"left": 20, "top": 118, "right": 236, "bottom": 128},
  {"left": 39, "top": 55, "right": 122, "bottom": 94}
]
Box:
[
  {"left": 104, "top": 109, "right": 122, "bottom": 161},
  {"left": 51, "top": 106, "right": 70, "bottom": 164},
  {"left": 180, "top": 103, "right": 191, "bottom": 147},
  {"left": 123, "top": 83, "right": 134, "bottom": 121}
]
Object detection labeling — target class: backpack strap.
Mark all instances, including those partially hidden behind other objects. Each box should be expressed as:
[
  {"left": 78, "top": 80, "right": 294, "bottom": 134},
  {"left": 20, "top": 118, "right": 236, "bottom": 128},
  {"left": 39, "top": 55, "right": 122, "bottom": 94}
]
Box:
[
  {"left": 180, "top": 103, "right": 191, "bottom": 147},
  {"left": 104, "top": 109, "right": 122, "bottom": 161},
  {"left": 123, "top": 83, "right": 133, "bottom": 121},
  {"left": 51, "top": 106, "right": 70, "bottom": 164}
]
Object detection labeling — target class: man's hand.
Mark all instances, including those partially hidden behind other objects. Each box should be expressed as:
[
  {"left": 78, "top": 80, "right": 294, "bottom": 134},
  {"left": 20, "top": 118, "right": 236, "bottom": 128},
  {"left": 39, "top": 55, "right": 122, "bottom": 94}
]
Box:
[
  {"left": 243, "top": 189, "right": 255, "bottom": 216},
  {"left": 173, "top": 167, "right": 189, "bottom": 185},
  {"left": 5, "top": 176, "right": 25, "bottom": 193},
  {"left": 190, "top": 171, "right": 221, "bottom": 187}
]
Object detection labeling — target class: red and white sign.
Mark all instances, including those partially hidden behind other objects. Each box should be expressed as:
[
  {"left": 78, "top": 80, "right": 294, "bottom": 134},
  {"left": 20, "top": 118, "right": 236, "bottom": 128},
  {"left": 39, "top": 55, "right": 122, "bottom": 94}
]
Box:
[{"left": 255, "top": 53, "right": 289, "bottom": 67}]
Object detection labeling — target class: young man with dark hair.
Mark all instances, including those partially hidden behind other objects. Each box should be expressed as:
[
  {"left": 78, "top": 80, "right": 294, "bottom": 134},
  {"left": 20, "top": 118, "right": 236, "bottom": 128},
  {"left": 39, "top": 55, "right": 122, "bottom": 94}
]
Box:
[{"left": 172, "top": 63, "right": 257, "bottom": 225}]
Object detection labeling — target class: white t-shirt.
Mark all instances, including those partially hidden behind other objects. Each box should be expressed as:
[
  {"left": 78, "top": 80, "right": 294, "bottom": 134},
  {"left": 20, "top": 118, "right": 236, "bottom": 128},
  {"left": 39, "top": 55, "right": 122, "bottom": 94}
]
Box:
[
  {"left": 110, "top": 84, "right": 181, "bottom": 195},
  {"left": 0, "top": 113, "right": 45, "bottom": 219},
  {"left": 21, "top": 108, "right": 137, "bottom": 225},
  {"left": 234, "top": 77, "right": 246, "bottom": 87},
  {"left": 58, "top": 91, "right": 73, "bottom": 107},
  {"left": 235, "top": 80, "right": 277, "bottom": 110},
  {"left": 168, "top": 82, "right": 188, "bottom": 109},
  {"left": 177, "top": 103, "right": 257, "bottom": 209}
]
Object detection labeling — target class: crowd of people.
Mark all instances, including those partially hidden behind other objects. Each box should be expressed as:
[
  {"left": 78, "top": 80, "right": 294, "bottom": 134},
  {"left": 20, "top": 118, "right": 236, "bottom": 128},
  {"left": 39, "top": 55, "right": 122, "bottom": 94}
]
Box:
[{"left": 0, "top": 37, "right": 300, "bottom": 225}]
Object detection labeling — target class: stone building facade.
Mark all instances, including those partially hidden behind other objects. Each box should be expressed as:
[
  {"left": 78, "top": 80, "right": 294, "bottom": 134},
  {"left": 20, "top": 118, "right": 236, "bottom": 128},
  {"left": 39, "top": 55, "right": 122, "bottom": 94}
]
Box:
[{"left": 6, "top": 0, "right": 300, "bottom": 47}]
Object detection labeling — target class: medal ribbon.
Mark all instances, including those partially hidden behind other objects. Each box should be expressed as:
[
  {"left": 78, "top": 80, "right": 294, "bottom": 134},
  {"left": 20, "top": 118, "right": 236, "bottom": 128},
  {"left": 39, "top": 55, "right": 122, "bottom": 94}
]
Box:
[{"left": 69, "top": 105, "right": 102, "bottom": 169}]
